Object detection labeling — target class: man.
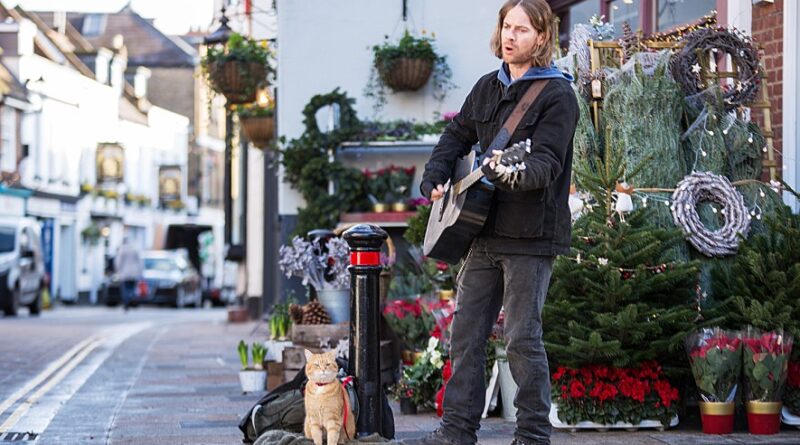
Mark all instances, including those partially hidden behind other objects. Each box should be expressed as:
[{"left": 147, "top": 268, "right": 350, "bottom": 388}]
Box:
[
  {"left": 115, "top": 236, "right": 143, "bottom": 310},
  {"left": 404, "top": 1, "right": 578, "bottom": 445}
]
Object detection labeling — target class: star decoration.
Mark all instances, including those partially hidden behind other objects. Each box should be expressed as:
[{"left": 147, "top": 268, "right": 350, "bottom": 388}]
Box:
[{"left": 691, "top": 63, "right": 702, "bottom": 74}]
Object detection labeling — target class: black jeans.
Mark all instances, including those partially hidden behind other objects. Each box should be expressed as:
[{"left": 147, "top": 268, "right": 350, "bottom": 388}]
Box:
[{"left": 441, "top": 239, "right": 554, "bottom": 445}]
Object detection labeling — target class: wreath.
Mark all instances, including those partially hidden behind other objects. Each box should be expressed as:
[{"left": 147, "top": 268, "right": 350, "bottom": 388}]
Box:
[
  {"left": 670, "top": 171, "right": 750, "bottom": 257},
  {"left": 302, "top": 88, "right": 361, "bottom": 147},
  {"left": 670, "top": 27, "right": 761, "bottom": 111}
]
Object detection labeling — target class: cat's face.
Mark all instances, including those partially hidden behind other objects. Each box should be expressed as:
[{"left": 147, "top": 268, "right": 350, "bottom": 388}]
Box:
[{"left": 304, "top": 350, "right": 339, "bottom": 384}]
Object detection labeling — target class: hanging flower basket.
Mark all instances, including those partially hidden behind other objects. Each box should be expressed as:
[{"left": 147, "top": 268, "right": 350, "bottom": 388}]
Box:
[
  {"left": 240, "top": 116, "right": 275, "bottom": 148},
  {"left": 378, "top": 57, "right": 434, "bottom": 92},
  {"left": 201, "top": 33, "right": 273, "bottom": 105},
  {"left": 208, "top": 61, "right": 267, "bottom": 104}
]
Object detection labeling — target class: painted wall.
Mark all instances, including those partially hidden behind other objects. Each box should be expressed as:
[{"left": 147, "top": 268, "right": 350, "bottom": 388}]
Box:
[{"left": 276, "top": 0, "right": 505, "bottom": 214}]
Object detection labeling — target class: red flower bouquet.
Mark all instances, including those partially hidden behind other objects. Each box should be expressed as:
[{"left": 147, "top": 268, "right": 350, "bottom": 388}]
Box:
[
  {"left": 686, "top": 328, "right": 742, "bottom": 403},
  {"left": 383, "top": 298, "right": 435, "bottom": 351},
  {"left": 742, "top": 328, "right": 793, "bottom": 402},
  {"left": 551, "top": 361, "right": 679, "bottom": 427}
]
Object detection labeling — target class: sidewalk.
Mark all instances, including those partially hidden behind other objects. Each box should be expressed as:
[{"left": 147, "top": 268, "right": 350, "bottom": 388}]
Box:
[{"left": 36, "top": 315, "right": 800, "bottom": 444}]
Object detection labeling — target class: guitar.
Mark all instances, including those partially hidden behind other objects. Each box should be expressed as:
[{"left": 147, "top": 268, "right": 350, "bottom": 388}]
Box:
[{"left": 423, "top": 145, "right": 525, "bottom": 264}]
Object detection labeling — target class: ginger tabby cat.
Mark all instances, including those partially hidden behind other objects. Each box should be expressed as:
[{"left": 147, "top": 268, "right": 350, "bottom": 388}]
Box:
[{"left": 303, "top": 350, "right": 356, "bottom": 445}]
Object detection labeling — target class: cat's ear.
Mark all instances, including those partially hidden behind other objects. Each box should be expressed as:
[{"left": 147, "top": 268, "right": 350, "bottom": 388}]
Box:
[{"left": 304, "top": 349, "right": 313, "bottom": 361}]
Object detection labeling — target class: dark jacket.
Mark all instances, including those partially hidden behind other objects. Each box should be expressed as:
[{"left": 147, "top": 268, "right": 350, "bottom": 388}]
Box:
[{"left": 420, "top": 67, "right": 579, "bottom": 256}]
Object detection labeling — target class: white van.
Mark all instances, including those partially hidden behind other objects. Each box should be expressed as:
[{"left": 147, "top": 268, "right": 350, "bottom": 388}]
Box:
[{"left": 0, "top": 217, "right": 45, "bottom": 316}]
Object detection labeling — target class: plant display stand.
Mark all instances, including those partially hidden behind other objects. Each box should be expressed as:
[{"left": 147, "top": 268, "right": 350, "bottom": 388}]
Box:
[{"left": 549, "top": 404, "right": 678, "bottom": 432}]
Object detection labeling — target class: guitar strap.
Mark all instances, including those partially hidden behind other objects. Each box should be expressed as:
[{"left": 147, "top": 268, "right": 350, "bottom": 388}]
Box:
[{"left": 483, "top": 79, "right": 550, "bottom": 156}]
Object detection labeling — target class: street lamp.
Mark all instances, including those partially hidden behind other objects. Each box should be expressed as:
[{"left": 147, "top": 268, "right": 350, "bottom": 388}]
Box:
[{"left": 205, "top": 5, "right": 246, "bottom": 262}]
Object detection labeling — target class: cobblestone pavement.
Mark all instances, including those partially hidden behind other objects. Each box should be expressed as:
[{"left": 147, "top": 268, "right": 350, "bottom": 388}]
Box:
[{"left": 1, "top": 307, "right": 799, "bottom": 444}]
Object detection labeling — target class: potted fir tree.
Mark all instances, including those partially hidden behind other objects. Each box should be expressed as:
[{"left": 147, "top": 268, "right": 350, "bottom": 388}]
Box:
[
  {"left": 238, "top": 340, "right": 267, "bottom": 393},
  {"left": 202, "top": 33, "right": 272, "bottom": 104}
]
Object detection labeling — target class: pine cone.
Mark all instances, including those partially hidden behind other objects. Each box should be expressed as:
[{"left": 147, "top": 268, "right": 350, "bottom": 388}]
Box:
[
  {"left": 302, "top": 301, "right": 331, "bottom": 325},
  {"left": 619, "top": 21, "right": 640, "bottom": 62},
  {"left": 289, "top": 304, "right": 305, "bottom": 325}
]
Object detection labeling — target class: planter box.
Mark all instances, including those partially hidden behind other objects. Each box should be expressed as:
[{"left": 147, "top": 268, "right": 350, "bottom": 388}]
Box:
[
  {"left": 549, "top": 403, "right": 678, "bottom": 432},
  {"left": 289, "top": 323, "right": 349, "bottom": 347}
]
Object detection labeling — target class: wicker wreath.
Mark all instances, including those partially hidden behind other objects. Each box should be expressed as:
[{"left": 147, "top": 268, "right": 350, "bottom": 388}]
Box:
[
  {"left": 670, "top": 27, "right": 760, "bottom": 111},
  {"left": 671, "top": 171, "right": 750, "bottom": 257}
]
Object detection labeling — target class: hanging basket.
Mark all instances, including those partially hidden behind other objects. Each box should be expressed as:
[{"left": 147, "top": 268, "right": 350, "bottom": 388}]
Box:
[
  {"left": 378, "top": 57, "right": 434, "bottom": 92},
  {"left": 240, "top": 116, "right": 275, "bottom": 148},
  {"left": 209, "top": 61, "right": 267, "bottom": 104}
]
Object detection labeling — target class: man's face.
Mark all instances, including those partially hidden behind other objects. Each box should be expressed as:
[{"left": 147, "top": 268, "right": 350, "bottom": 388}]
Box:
[{"left": 501, "top": 5, "right": 545, "bottom": 66}]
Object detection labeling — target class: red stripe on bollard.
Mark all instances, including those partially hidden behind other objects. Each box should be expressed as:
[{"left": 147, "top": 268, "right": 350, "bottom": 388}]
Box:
[{"left": 351, "top": 251, "right": 380, "bottom": 266}]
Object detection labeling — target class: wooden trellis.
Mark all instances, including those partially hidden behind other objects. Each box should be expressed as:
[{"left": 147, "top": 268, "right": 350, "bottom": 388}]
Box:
[{"left": 587, "top": 39, "right": 779, "bottom": 181}]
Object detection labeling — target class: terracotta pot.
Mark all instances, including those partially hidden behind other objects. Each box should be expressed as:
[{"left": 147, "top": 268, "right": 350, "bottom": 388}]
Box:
[
  {"left": 378, "top": 57, "right": 434, "bottom": 92},
  {"left": 746, "top": 401, "right": 782, "bottom": 435},
  {"left": 209, "top": 61, "right": 267, "bottom": 104},
  {"left": 699, "top": 401, "right": 734, "bottom": 434},
  {"left": 240, "top": 116, "right": 275, "bottom": 148}
]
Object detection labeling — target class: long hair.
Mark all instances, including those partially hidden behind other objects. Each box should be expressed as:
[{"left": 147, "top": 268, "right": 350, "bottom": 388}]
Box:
[{"left": 490, "top": 0, "right": 554, "bottom": 67}]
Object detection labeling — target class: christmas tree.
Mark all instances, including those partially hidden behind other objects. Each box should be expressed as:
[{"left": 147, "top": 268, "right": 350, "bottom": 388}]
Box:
[
  {"left": 543, "top": 135, "right": 702, "bottom": 376},
  {"left": 712, "top": 205, "right": 800, "bottom": 360}
]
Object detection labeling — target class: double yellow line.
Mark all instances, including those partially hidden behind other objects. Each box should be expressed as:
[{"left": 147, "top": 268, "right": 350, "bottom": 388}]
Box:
[{"left": 0, "top": 335, "right": 102, "bottom": 433}]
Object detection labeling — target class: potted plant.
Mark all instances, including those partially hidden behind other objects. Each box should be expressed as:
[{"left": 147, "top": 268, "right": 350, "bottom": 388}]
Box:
[
  {"left": 786, "top": 361, "right": 800, "bottom": 418},
  {"left": 269, "top": 300, "right": 293, "bottom": 340},
  {"left": 237, "top": 103, "right": 275, "bottom": 149},
  {"left": 550, "top": 361, "right": 680, "bottom": 430},
  {"left": 201, "top": 33, "right": 273, "bottom": 104},
  {"left": 685, "top": 328, "right": 742, "bottom": 434},
  {"left": 278, "top": 236, "right": 351, "bottom": 323},
  {"left": 238, "top": 340, "right": 268, "bottom": 393},
  {"left": 742, "top": 327, "right": 793, "bottom": 435},
  {"left": 383, "top": 298, "right": 435, "bottom": 354},
  {"left": 392, "top": 337, "right": 446, "bottom": 411},
  {"left": 392, "top": 379, "right": 418, "bottom": 415},
  {"left": 366, "top": 31, "right": 455, "bottom": 110}
]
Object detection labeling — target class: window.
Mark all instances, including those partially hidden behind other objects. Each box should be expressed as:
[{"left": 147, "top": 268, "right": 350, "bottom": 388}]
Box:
[
  {"left": 0, "top": 227, "right": 14, "bottom": 254},
  {"left": 81, "top": 14, "right": 106, "bottom": 37},
  {"left": 557, "top": 0, "right": 602, "bottom": 49},
  {"left": 656, "top": 0, "right": 716, "bottom": 32},
  {"left": 607, "top": 0, "right": 640, "bottom": 37},
  {"left": 1, "top": 107, "right": 17, "bottom": 172}
]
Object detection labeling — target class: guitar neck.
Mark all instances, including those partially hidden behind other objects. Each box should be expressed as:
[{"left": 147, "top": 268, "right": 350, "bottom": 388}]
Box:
[{"left": 453, "top": 168, "right": 484, "bottom": 196}]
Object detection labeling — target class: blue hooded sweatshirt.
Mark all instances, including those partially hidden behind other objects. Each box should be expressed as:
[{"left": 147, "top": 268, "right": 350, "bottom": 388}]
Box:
[{"left": 497, "top": 62, "right": 574, "bottom": 88}]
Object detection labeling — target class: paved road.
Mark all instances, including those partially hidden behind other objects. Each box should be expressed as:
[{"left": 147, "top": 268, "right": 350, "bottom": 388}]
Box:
[{"left": 2, "top": 306, "right": 800, "bottom": 445}]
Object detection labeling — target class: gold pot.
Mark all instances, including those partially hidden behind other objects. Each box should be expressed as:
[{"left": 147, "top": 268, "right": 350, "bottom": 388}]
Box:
[
  {"left": 746, "top": 401, "right": 782, "bottom": 414},
  {"left": 373, "top": 203, "right": 388, "bottom": 213},
  {"left": 699, "top": 401, "right": 735, "bottom": 416},
  {"left": 438, "top": 289, "right": 454, "bottom": 301},
  {"left": 392, "top": 202, "right": 408, "bottom": 212}
]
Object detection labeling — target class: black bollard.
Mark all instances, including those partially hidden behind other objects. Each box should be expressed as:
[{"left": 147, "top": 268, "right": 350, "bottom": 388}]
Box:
[{"left": 343, "top": 224, "right": 387, "bottom": 437}]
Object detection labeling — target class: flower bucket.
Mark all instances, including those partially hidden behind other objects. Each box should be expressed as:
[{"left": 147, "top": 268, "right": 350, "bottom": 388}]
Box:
[
  {"left": 747, "top": 401, "right": 782, "bottom": 435},
  {"left": 378, "top": 57, "right": 434, "bottom": 92},
  {"left": 497, "top": 359, "right": 518, "bottom": 421},
  {"left": 400, "top": 397, "right": 417, "bottom": 415},
  {"left": 699, "top": 401, "right": 735, "bottom": 434},
  {"left": 240, "top": 116, "right": 275, "bottom": 148},
  {"left": 238, "top": 370, "right": 267, "bottom": 393},
  {"left": 317, "top": 288, "right": 350, "bottom": 324}
]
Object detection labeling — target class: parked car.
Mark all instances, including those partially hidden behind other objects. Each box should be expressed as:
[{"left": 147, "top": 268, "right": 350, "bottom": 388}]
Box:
[
  {"left": 139, "top": 250, "right": 201, "bottom": 308},
  {"left": 0, "top": 217, "right": 45, "bottom": 316}
]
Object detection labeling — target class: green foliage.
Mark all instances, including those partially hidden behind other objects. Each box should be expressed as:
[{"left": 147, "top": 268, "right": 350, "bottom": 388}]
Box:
[
  {"left": 277, "top": 89, "right": 367, "bottom": 236},
  {"left": 236, "top": 103, "right": 275, "bottom": 118},
  {"left": 603, "top": 59, "right": 685, "bottom": 188},
  {"left": 237, "top": 340, "right": 249, "bottom": 369},
  {"left": 404, "top": 204, "right": 431, "bottom": 246},
  {"left": 355, "top": 119, "right": 447, "bottom": 142},
  {"left": 366, "top": 31, "right": 456, "bottom": 111},
  {"left": 545, "top": 132, "right": 701, "bottom": 376},
  {"left": 252, "top": 342, "right": 267, "bottom": 370},
  {"left": 711, "top": 208, "right": 800, "bottom": 361}
]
